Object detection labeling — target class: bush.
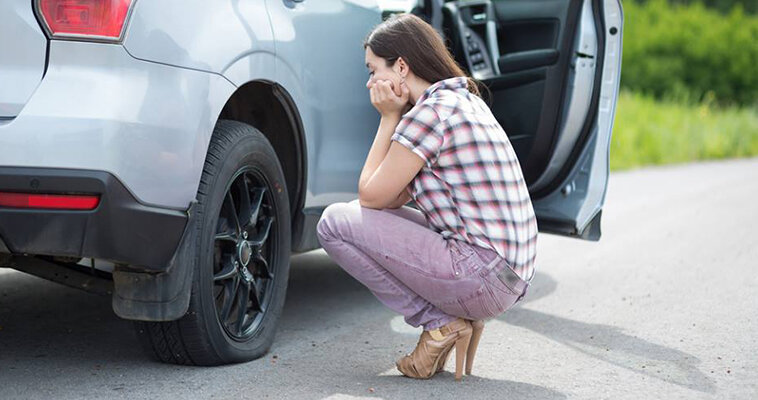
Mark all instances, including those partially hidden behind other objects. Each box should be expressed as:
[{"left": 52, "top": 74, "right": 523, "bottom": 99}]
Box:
[
  {"left": 621, "top": 0, "right": 758, "bottom": 106},
  {"left": 668, "top": 0, "right": 756, "bottom": 15}
]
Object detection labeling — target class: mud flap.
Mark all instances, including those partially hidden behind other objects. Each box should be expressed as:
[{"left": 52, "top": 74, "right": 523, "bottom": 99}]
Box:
[{"left": 111, "top": 201, "right": 197, "bottom": 321}]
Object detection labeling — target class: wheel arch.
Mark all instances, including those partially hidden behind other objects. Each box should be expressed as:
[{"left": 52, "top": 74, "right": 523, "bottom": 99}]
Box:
[{"left": 215, "top": 80, "right": 308, "bottom": 250}]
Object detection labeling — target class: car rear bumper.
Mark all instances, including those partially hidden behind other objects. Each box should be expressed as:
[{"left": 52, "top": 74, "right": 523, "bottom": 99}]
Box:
[{"left": 0, "top": 167, "right": 188, "bottom": 271}]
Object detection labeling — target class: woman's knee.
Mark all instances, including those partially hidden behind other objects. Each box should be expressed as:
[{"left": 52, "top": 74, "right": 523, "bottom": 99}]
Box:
[{"left": 316, "top": 201, "right": 358, "bottom": 243}]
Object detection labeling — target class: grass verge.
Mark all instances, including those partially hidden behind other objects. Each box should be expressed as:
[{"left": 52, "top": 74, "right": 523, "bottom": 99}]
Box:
[{"left": 610, "top": 91, "right": 758, "bottom": 171}]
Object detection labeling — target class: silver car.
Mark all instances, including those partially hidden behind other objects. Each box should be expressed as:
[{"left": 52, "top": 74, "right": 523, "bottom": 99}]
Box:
[{"left": 0, "top": 0, "right": 623, "bottom": 365}]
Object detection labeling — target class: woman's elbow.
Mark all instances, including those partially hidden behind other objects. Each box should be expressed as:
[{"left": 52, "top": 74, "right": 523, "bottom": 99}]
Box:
[{"left": 357, "top": 188, "right": 387, "bottom": 209}]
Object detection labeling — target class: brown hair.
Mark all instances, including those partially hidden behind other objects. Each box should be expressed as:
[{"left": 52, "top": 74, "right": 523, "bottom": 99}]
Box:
[{"left": 364, "top": 13, "right": 482, "bottom": 98}]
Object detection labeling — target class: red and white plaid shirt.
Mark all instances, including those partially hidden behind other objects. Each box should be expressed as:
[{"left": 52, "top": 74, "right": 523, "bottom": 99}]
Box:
[{"left": 391, "top": 76, "right": 538, "bottom": 281}]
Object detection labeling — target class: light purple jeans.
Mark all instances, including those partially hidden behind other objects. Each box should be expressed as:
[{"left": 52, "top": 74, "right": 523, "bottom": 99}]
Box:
[{"left": 316, "top": 199, "right": 529, "bottom": 331}]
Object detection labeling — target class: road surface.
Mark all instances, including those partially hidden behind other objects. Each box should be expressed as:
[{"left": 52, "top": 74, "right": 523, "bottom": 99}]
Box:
[{"left": 1, "top": 157, "right": 756, "bottom": 399}]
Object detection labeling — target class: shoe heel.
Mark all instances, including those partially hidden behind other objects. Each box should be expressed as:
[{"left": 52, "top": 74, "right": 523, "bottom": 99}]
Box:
[
  {"left": 454, "top": 329, "right": 472, "bottom": 381},
  {"left": 466, "top": 320, "right": 484, "bottom": 375}
]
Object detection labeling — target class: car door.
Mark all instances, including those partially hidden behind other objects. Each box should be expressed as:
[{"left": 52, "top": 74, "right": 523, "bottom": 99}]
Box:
[
  {"left": 425, "top": 0, "right": 623, "bottom": 240},
  {"left": 265, "top": 0, "right": 385, "bottom": 209}
]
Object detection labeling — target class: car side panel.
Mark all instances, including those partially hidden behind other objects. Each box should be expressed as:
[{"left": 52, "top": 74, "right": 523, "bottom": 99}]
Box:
[
  {"left": 0, "top": 0, "right": 47, "bottom": 118},
  {"left": 266, "top": 0, "right": 383, "bottom": 209},
  {"left": 123, "top": 0, "right": 275, "bottom": 74}
]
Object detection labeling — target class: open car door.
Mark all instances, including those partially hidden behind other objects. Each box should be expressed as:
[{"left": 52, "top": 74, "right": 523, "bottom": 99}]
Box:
[{"left": 409, "top": 0, "right": 623, "bottom": 240}]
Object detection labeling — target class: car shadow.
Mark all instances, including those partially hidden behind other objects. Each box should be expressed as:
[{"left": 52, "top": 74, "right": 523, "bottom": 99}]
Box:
[{"left": 0, "top": 269, "right": 143, "bottom": 364}]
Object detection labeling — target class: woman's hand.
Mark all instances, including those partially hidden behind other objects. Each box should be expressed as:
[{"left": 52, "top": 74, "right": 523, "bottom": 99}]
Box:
[{"left": 369, "top": 79, "right": 411, "bottom": 118}]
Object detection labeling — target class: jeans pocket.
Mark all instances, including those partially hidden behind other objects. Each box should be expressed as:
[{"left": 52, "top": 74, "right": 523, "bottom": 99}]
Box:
[
  {"left": 485, "top": 271, "right": 517, "bottom": 296},
  {"left": 450, "top": 240, "right": 485, "bottom": 278},
  {"left": 483, "top": 270, "right": 522, "bottom": 312}
]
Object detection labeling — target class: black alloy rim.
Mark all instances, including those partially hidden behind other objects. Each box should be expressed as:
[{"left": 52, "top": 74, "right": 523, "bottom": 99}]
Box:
[{"left": 212, "top": 167, "right": 276, "bottom": 340}]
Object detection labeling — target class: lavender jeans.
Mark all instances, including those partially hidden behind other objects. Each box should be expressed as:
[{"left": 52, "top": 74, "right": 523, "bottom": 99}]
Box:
[{"left": 316, "top": 199, "right": 529, "bottom": 331}]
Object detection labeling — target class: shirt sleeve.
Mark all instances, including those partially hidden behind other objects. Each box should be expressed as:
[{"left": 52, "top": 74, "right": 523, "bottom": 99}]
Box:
[{"left": 390, "top": 102, "right": 444, "bottom": 167}]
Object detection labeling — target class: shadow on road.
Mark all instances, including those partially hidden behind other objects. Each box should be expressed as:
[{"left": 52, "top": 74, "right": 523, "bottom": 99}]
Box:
[
  {"left": 496, "top": 273, "right": 715, "bottom": 394},
  {"left": 0, "top": 251, "right": 714, "bottom": 397},
  {"left": 0, "top": 256, "right": 566, "bottom": 399},
  {"left": 0, "top": 270, "right": 141, "bottom": 366},
  {"left": 273, "top": 253, "right": 567, "bottom": 399}
]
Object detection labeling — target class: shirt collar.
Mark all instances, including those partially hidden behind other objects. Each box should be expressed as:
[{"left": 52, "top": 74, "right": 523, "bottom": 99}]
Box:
[{"left": 415, "top": 76, "right": 469, "bottom": 105}]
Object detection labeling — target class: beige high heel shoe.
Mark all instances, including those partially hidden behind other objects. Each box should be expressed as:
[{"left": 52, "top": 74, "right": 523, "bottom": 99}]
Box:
[
  {"left": 396, "top": 318, "right": 473, "bottom": 380},
  {"left": 435, "top": 319, "right": 485, "bottom": 375},
  {"left": 466, "top": 319, "right": 485, "bottom": 375}
]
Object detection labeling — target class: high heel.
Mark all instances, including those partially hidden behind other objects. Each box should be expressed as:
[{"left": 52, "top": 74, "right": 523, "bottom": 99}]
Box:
[
  {"left": 396, "top": 318, "right": 472, "bottom": 380},
  {"left": 466, "top": 319, "right": 484, "bottom": 375},
  {"left": 453, "top": 327, "right": 472, "bottom": 380},
  {"left": 435, "top": 319, "right": 484, "bottom": 374}
]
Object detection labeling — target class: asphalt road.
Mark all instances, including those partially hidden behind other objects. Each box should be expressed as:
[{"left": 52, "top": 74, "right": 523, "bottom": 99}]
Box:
[{"left": 1, "top": 158, "right": 756, "bottom": 399}]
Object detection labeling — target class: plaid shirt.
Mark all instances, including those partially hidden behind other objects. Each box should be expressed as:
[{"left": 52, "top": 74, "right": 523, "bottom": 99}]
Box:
[{"left": 390, "top": 76, "right": 538, "bottom": 281}]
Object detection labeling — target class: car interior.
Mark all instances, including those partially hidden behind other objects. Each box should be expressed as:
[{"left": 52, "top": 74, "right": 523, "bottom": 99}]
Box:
[{"left": 410, "top": 0, "right": 593, "bottom": 190}]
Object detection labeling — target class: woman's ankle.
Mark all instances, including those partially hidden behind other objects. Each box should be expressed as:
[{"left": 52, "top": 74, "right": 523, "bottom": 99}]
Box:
[{"left": 422, "top": 315, "right": 459, "bottom": 331}]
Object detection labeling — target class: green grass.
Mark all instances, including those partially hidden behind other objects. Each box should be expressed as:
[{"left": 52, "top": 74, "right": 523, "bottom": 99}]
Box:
[{"left": 610, "top": 91, "right": 758, "bottom": 171}]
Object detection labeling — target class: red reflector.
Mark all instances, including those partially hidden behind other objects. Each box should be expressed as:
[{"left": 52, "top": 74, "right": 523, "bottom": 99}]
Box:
[
  {"left": 38, "top": 0, "right": 133, "bottom": 39},
  {"left": 0, "top": 192, "right": 100, "bottom": 210}
]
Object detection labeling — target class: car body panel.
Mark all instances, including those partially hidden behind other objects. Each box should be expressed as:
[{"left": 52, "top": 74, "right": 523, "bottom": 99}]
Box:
[
  {"left": 126, "top": 0, "right": 388, "bottom": 210},
  {"left": 123, "top": 0, "right": 275, "bottom": 74},
  {"left": 0, "top": 0, "right": 47, "bottom": 118},
  {"left": 266, "top": 0, "right": 384, "bottom": 209},
  {"left": 0, "top": 40, "right": 235, "bottom": 209}
]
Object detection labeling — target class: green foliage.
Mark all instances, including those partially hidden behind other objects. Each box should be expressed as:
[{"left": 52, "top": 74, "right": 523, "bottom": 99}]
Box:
[
  {"left": 621, "top": 0, "right": 758, "bottom": 106},
  {"left": 610, "top": 90, "right": 758, "bottom": 170},
  {"left": 667, "top": 0, "right": 756, "bottom": 15}
]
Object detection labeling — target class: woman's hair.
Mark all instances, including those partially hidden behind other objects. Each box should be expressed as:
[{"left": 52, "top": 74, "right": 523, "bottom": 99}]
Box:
[{"left": 364, "top": 13, "right": 482, "bottom": 98}]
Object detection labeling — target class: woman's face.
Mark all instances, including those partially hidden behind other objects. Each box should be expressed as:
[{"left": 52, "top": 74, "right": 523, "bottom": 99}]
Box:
[{"left": 365, "top": 46, "right": 403, "bottom": 96}]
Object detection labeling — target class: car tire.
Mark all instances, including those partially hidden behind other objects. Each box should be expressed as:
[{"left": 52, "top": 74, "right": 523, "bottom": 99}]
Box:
[{"left": 134, "top": 119, "right": 291, "bottom": 365}]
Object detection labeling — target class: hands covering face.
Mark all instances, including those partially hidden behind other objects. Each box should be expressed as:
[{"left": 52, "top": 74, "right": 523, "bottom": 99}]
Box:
[{"left": 368, "top": 79, "right": 412, "bottom": 117}]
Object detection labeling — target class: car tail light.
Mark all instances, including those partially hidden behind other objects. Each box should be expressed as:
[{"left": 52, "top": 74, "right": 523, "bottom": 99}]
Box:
[
  {"left": 36, "top": 0, "right": 135, "bottom": 41},
  {"left": 0, "top": 192, "right": 100, "bottom": 210}
]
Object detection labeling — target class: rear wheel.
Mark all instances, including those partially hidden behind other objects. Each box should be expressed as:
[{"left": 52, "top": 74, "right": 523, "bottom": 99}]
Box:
[{"left": 134, "top": 120, "right": 291, "bottom": 365}]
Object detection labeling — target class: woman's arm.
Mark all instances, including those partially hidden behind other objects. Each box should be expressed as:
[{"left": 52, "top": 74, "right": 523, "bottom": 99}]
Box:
[
  {"left": 385, "top": 187, "right": 413, "bottom": 209},
  {"left": 358, "top": 80, "right": 424, "bottom": 209},
  {"left": 359, "top": 140, "right": 424, "bottom": 209},
  {"left": 358, "top": 113, "right": 401, "bottom": 195}
]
